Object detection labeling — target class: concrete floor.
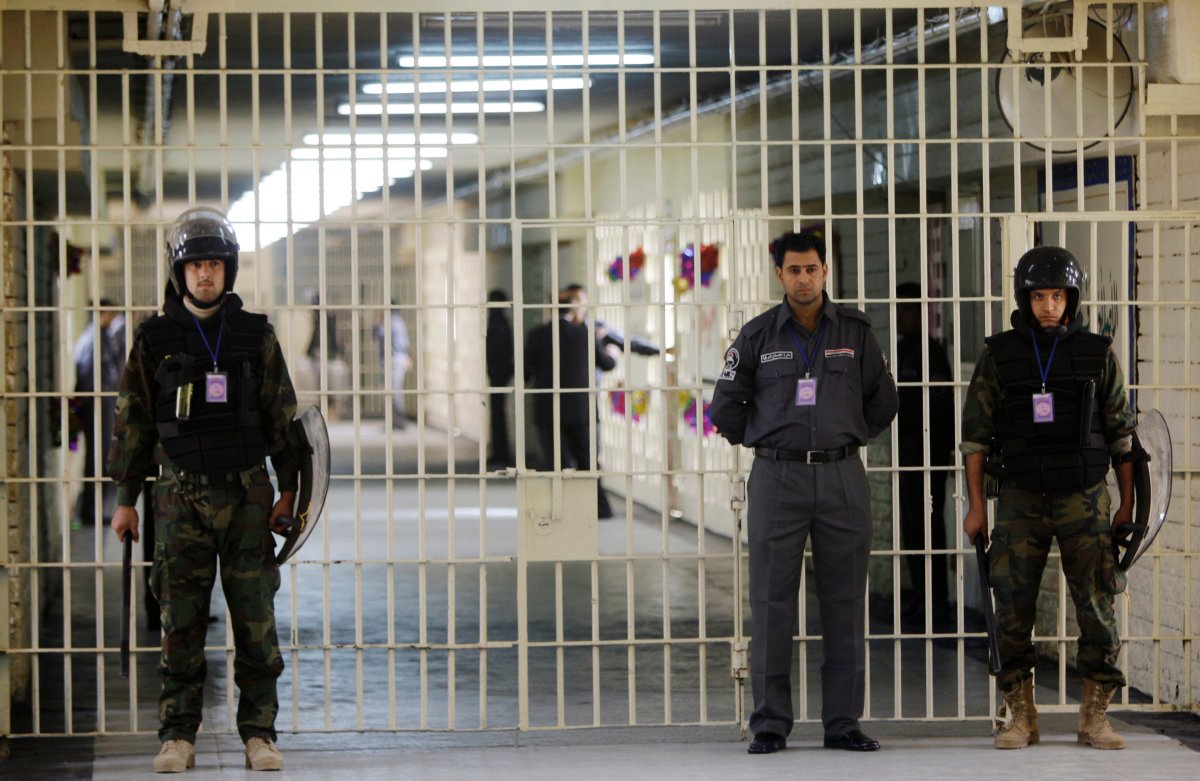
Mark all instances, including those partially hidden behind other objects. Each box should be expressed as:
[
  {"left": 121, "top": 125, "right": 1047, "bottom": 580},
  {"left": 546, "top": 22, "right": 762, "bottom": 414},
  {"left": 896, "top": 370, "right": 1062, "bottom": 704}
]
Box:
[{"left": 6, "top": 420, "right": 1199, "bottom": 778}]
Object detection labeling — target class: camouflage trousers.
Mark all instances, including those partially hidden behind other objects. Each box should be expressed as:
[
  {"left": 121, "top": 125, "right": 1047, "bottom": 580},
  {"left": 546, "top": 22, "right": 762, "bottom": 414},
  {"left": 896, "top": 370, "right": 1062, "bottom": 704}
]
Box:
[
  {"left": 149, "top": 466, "right": 284, "bottom": 743},
  {"left": 988, "top": 480, "right": 1125, "bottom": 691}
]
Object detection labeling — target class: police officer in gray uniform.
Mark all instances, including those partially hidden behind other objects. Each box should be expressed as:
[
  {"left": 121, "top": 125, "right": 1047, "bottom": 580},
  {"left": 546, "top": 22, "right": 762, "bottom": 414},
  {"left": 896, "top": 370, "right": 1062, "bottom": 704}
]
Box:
[{"left": 711, "top": 230, "right": 898, "bottom": 754}]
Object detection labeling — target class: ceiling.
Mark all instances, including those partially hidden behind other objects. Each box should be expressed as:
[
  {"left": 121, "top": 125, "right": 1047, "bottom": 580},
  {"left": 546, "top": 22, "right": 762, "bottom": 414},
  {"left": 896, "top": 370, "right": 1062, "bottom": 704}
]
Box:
[{"left": 50, "top": 7, "right": 926, "bottom": 218}]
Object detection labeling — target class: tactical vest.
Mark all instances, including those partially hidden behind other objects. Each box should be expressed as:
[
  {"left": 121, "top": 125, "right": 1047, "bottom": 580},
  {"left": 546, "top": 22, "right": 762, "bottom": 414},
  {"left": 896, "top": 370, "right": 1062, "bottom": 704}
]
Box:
[
  {"left": 985, "top": 328, "right": 1111, "bottom": 493},
  {"left": 141, "top": 308, "right": 269, "bottom": 474}
]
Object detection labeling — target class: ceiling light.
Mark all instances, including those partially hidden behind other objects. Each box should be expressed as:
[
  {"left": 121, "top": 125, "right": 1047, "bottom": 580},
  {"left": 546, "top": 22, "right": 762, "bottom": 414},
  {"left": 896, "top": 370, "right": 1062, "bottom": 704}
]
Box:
[
  {"left": 338, "top": 101, "right": 545, "bottom": 116},
  {"left": 291, "top": 147, "right": 448, "bottom": 160},
  {"left": 397, "top": 53, "right": 655, "bottom": 68},
  {"left": 229, "top": 158, "right": 434, "bottom": 251},
  {"left": 363, "top": 77, "right": 586, "bottom": 95},
  {"left": 301, "top": 132, "right": 478, "bottom": 146}
]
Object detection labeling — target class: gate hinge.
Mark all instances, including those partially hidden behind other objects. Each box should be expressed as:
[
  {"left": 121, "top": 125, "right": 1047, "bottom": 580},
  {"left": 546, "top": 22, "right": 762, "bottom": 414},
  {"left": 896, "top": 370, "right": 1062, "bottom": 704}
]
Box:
[{"left": 730, "top": 641, "right": 749, "bottom": 681}]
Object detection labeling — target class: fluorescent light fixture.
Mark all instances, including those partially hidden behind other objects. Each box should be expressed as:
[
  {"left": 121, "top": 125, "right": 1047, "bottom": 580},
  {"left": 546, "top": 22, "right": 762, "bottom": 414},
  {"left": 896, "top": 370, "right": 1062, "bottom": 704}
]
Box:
[
  {"left": 337, "top": 101, "right": 544, "bottom": 116},
  {"left": 363, "top": 77, "right": 586, "bottom": 95},
  {"left": 291, "top": 147, "right": 448, "bottom": 160},
  {"left": 301, "top": 132, "right": 478, "bottom": 145},
  {"left": 228, "top": 156, "right": 433, "bottom": 251},
  {"left": 398, "top": 53, "right": 655, "bottom": 68}
]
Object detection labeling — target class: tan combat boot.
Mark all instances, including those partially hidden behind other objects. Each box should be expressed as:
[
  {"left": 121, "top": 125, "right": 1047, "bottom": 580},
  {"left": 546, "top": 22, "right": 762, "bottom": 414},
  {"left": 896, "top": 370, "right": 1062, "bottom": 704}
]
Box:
[
  {"left": 153, "top": 739, "right": 195, "bottom": 773},
  {"left": 994, "top": 678, "right": 1039, "bottom": 749},
  {"left": 1078, "top": 678, "right": 1126, "bottom": 749},
  {"left": 244, "top": 736, "right": 284, "bottom": 771}
]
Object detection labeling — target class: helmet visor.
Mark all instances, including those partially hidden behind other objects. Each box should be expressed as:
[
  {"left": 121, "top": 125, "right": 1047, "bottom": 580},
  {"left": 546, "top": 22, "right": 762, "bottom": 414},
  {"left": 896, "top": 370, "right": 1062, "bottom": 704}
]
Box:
[{"left": 166, "top": 207, "right": 239, "bottom": 262}]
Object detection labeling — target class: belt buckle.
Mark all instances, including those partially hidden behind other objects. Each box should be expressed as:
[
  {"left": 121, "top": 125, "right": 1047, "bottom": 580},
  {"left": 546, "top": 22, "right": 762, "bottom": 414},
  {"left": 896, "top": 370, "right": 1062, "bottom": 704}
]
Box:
[{"left": 806, "top": 450, "right": 820, "bottom": 464}]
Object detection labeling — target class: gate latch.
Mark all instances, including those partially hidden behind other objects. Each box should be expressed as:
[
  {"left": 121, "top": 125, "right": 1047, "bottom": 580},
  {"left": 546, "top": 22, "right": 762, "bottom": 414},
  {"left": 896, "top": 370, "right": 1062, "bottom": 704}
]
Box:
[
  {"left": 730, "top": 641, "right": 749, "bottom": 681},
  {"left": 729, "top": 476, "right": 746, "bottom": 511}
]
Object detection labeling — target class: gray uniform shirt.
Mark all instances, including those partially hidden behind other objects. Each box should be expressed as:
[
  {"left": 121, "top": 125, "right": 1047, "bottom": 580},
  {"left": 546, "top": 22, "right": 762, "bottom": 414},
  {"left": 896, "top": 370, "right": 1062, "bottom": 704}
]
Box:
[{"left": 710, "top": 296, "right": 898, "bottom": 450}]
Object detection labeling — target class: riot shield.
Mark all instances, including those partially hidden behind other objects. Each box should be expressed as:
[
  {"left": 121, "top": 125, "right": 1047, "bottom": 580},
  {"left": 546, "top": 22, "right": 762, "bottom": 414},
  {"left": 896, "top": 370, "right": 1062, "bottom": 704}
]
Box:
[
  {"left": 276, "top": 405, "right": 331, "bottom": 564},
  {"left": 1114, "top": 408, "right": 1172, "bottom": 571}
]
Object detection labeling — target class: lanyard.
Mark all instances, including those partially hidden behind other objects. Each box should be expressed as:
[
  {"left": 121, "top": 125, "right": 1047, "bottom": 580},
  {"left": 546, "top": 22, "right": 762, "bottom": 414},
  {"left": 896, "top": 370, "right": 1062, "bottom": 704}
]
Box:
[
  {"left": 787, "top": 318, "right": 826, "bottom": 378},
  {"left": 191, "top": 314, "right": 225, "bottom": 371},
  {"left": 1030, "top": 330, "right": 1059, "bottom": 393}
]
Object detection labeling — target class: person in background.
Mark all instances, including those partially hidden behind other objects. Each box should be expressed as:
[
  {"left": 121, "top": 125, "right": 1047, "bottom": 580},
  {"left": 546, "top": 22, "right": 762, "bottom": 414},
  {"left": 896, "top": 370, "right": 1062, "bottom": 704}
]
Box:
[
  {"left": 561, "top": 283, "right": 657, "bottom": 518},
  {"left": 73, "top": 297, "right": 125, "bottom": 526},
  {"left": 895, "top": 282, "right": 955, "bottom": 626},
  {"left": 374, "top": 309, "right": 413, "bottom": 430},
  {"left": 525, "top": 286, "right": 617, "bottom": 481},
  {"left": 486, "top": 289, "right": 516, "bottom": 469}
]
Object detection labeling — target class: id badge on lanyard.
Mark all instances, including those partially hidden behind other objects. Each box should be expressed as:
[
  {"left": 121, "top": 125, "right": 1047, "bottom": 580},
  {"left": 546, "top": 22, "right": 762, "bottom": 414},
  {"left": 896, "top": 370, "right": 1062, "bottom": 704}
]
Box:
[
  {"left": 1031, "top": 331, "right": 1060, "bottom": 425},
  {"left": 1032, "top": 392, "right": 1054, "bottom": 423},
  {"left": 796, "top": 377, "right": 817, "bottom": 406},
  {"left": 192, "top": 313, "right": 228, "bottom": 404},
  {"left": 789, "top": 319, "right": 824, "bottom": 407},
  {"left": 205, "top": 372, "right": 229, "bottom": 403}
]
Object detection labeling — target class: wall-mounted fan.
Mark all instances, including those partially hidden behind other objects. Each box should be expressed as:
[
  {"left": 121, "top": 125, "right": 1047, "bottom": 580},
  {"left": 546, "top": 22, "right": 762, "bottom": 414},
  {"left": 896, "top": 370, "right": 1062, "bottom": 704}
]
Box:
[{"left": 995, "top": 15, "right": 1135, "bottom": 153}]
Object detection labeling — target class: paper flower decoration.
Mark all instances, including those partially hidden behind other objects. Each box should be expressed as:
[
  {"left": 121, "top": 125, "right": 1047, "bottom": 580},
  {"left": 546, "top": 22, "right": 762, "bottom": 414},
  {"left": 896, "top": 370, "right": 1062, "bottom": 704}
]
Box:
[
  {"left": 675, "top": 243, "right": 719, "bottom": 292},
  {"left": 610, "top": 384, "right": 650, "bottom": 422},
  {"left": 628, "top": 247, "right": 646, "bottom": 276},
  {"left": 607, "top": 246, "right": 647, "bottom": 282},
  {"left": 678, "top": 391, "right": 715, "bottom": 437}
]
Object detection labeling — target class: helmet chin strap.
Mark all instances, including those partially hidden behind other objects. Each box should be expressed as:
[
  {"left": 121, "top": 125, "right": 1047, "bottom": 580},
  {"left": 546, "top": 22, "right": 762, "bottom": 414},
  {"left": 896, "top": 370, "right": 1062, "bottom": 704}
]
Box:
[
  {"left": 1040, "top": 313, "right": 1071, "bottom": 337},
  {"left": 184, "top": 288, "right": 225, "bottom": 310}
]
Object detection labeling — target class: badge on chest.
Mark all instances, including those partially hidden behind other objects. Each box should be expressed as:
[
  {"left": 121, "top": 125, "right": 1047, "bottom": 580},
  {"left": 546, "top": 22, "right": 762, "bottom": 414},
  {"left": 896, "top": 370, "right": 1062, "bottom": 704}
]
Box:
[
  {"left": 206, "top": 371, "right": 229, "bottom": 403},
  {"left": 795, "top": 377, "right": 818, "bottom": 406},
  {"left": 1032, "top": 392, "right": 1054, "bottom": 423}
]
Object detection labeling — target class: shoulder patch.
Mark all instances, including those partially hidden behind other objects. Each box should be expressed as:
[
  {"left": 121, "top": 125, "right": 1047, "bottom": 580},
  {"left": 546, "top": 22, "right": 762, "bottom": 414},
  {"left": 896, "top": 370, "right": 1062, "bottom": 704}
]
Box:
[{"left": 719, "top": 347, "right": 741, "bottom": 381}]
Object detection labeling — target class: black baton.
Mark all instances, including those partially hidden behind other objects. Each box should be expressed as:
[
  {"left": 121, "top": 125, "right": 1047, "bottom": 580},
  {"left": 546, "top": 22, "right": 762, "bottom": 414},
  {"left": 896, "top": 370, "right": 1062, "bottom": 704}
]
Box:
[
  {"left": 974, "top": 535, "right": 1002, "bottom": 675},
  {"left": 121, "top": 532, "right": 132, "bottom": 677}
]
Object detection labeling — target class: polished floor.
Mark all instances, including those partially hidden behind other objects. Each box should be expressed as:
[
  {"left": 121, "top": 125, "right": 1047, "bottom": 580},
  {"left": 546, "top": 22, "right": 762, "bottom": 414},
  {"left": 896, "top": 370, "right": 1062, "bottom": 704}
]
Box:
[{"left": 8, "top": 714, "right": 1200, "bottom": 780}]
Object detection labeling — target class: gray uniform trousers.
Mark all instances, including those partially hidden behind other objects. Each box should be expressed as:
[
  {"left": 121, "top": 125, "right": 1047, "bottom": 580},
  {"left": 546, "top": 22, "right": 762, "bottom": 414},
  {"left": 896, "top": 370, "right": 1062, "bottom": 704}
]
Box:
[{"left": 747, "top": 454, "right": 872, "bottom": 738}]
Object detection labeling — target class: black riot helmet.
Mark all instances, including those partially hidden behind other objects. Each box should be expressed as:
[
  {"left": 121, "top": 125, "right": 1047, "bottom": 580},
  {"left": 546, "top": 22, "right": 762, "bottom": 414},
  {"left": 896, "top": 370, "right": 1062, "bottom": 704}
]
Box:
[
  {"left": 165, "top": 206, "right": 239, "bottom": 307},
  {"left": 1014, "top": 245, "right": 1084, "bottom": 327}
]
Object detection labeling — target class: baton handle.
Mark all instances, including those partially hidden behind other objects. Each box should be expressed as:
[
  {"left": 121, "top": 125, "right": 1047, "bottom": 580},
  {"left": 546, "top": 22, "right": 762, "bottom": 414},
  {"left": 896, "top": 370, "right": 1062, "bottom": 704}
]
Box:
[
  {"left": 974, "top": 535, "right": 1003, "bottom": 675},
  {"left": 121, "top": 532, "right": 132, "bottom": 678}
]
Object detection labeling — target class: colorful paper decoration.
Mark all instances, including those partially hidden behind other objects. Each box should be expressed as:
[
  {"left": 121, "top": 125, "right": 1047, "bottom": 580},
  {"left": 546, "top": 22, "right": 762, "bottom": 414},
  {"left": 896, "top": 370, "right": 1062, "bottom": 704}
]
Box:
[
  {"left": 675, "top": 243, "right": 719, "bottom": 292},
  {"left": 607, "top": 246, "right": 647, "bottom": 282},
  {"left": 610, "top": 384, "right": 650, "bottom": 422},
  {"left": 677, "top": 391, "right": 715, "bottom": 437}
]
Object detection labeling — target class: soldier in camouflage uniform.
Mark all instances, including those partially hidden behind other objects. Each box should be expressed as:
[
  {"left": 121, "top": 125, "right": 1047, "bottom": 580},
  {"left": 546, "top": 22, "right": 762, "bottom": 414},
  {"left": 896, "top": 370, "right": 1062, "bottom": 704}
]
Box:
[
  {"left": 108, "top": 207, "right": 299, "bottom": 773},
  {"left": 961, "top": 246, "right": 1136, "bottom": 751}
]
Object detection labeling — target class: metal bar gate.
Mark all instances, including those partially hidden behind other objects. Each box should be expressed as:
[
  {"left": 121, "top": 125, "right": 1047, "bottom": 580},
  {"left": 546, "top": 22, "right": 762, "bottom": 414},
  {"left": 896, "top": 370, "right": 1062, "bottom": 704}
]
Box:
[{"left": 0, "top": 0, "right": 1197, "bottom": 739}]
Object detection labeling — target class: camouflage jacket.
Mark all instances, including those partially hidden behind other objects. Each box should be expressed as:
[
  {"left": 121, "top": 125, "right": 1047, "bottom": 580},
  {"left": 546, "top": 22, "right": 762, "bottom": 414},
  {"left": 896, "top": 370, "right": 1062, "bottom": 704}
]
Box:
[
  {"left": 107, "top": 293, "right": 300, "bottom": 506},
  {"left": 960, "top": 313, "right": 1135, "bottom": 459}
]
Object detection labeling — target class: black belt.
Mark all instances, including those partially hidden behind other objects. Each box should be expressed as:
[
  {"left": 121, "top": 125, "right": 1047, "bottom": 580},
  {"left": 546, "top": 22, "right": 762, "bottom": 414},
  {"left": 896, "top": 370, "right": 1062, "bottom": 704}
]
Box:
[
  {"left": 169, "top": 464, "right": 263, "bottom": 486},
  {"left": 754, "top": 445, "right": 859, "bottom": 464}
]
